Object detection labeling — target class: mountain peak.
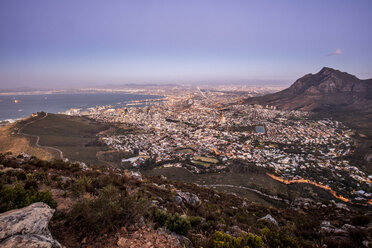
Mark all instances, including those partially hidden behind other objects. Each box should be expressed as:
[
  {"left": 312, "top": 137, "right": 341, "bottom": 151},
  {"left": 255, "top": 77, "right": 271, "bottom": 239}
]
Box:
[
  {"left": 319, "top": 67, "right": 337, "bottom": 73},
  {"left": 244, "top": 68, "right": 372, "bottom": 112},
  {"left": 317, "top": 67, "right": 343, "bottom": 76}
]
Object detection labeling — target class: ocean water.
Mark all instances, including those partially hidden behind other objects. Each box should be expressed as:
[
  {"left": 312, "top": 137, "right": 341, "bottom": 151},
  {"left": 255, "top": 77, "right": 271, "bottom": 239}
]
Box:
[{"left": 0, "top": 93, "right": 162, "bottom": 121}]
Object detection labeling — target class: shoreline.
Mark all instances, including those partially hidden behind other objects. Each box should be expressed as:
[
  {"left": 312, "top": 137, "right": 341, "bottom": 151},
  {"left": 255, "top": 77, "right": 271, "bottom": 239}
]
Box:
[
  {"left": 0, "top": 92, "right": 164, "bottom": 122},
  {"left": 0, "top": 90, "right": 165, "bottom": 96}
]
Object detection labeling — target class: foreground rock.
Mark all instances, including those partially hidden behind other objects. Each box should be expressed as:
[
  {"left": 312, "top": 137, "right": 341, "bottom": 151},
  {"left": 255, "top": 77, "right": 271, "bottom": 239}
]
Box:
[{"left": 0, "top": 202, "right": 62, "bottom": 248}]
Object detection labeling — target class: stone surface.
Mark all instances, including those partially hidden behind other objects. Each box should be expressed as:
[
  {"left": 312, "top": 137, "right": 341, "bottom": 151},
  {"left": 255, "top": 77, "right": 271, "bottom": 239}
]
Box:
[
  {"left": 1, "top": 234, "right": 63, "bottom": 248},
  {"left": 130, "top": 171, "right": 143, "bottom": 181},
  {"left": 258, "top": 214, "right": 278, "bottom": 227},
  {"left": 175, "top": 191, "right": 201, "bottom": 208},
  {"left": 0, "top": 202, "right": 62, "bottom": 248}
]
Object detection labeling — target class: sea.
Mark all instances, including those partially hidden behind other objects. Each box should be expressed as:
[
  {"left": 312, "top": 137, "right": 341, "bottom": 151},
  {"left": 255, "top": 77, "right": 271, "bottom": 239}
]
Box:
[{"left": 0, "top": 93, "right": 162, "bottom": 122}]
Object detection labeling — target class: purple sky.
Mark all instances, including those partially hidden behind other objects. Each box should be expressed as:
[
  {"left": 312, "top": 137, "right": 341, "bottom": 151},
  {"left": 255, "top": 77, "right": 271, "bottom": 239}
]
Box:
[{"left": 1, "top": 0, "right": 372, "bottom": 88}]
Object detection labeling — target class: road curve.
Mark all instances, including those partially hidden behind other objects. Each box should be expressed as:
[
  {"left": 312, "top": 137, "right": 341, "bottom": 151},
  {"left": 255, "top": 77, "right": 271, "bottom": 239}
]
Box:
[{"left": 17, "top": 113, "right": 64, "bottom": 160}]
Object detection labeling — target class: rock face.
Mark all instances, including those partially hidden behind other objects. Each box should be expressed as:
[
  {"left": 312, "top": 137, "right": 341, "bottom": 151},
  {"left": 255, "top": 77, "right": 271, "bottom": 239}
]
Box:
[
  {"left": 175, "top": 191, "right": 201, "bottom": 208},
  {"left": 0, "top": 202, "right": 62, "bottom": 248},
  {"left": 257, "top": 214, "right": 278, "bottom": 227},
  {"left": 245, "top": 67, "right": 372, "bottom": 113}
]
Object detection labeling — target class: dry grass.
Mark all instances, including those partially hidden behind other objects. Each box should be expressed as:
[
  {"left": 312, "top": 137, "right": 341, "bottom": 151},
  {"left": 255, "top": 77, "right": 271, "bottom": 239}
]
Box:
[{"left": 0, "top": 122, "right": 54, "bottom": 160}]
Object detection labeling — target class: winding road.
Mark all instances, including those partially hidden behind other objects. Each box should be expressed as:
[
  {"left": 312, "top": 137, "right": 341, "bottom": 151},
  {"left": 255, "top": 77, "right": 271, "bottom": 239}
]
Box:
[{"left": 17, "top": 113, "right": 64, "bottom": 159}]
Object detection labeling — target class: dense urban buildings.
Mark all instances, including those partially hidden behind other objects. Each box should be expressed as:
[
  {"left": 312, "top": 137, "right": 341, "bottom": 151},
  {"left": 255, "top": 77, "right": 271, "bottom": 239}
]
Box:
[{"left": 62, "top": 90, "right": 371, "bottom": 206}]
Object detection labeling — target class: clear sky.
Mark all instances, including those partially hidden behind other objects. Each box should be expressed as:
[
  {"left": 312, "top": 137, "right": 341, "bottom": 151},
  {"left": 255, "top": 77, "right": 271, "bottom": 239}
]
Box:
[{"left": 0, "top": 0, "right": 371, "bottom": 89}]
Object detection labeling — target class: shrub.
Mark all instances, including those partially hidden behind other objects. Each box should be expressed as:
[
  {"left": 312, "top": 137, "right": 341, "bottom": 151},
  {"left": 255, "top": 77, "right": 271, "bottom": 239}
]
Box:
[
  {"left": 14, "top": 170, "right": 27, "bottom": 181},
  {"left": 261, "top": 226, "right": 299, "bottom": 248},
  {"left": 0, "top": 183, "right": 57, "bottom": 212},
  {"left": 188, "top": 215, "right": 203, "bottom": 227},
  {"left": 68, "top": 184, "right": 144, "bottom": 234},
  {"left": 69, "top": 176, "right": 93, "bottom": 196},
  {"left": 212, "top": 231, "right": 263, "bottom": 248},
  {"left": 153, "top": 208, "right": 169, "bottom": 227},
  {"left": 165, "top": 213, "right": 191, "bottom": 235},
  {"left": 153, "top": 209, "right": 191, "bottom": 235},
  {"left": 24, "top": 173, "right": 38, "bottom": 190},
  {"left": 212, "top": 231, "right": 242, "bottom": 248},
  {"left": 351, "top": 214, "right": 371, "bottom": 226},
  {"left": 243, "top": 234, "right": 264, "bottom": 248}
]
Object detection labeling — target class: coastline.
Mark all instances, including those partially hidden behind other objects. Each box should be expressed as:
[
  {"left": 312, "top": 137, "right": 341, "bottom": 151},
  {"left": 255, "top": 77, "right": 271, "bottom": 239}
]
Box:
[
  {"left": 0, "top": 88, "right": 167, "bottom": 96},
  {"left": 0, "top": 92, "right": 164, "bottom": 122}
]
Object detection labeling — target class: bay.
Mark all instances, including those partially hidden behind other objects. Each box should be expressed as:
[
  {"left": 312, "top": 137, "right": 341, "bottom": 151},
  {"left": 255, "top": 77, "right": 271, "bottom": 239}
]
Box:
[{"left": 0, "top": 93, "right": 162, "bottom": 121}]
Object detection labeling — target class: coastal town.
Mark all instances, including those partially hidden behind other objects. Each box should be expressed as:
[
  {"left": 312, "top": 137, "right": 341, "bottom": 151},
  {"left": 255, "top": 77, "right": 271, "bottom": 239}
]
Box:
[{"left": 61, "top": 91, "right": 372, "bottom": 206}]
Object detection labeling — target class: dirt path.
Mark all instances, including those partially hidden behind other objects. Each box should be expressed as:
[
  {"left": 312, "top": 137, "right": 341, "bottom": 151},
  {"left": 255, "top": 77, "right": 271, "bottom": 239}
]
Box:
[
  {"left": 17, "top": 113, "right": 64, "bottom": 160},
  {"left": 200, "top": 184, "right": 290, "bottom": 204}
]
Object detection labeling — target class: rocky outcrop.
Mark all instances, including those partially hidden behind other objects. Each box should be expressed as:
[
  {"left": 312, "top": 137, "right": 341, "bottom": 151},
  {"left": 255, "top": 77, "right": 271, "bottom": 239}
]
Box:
[
  {"left": 257, "top": 214, "right": 278, "bottom": 227},
  {"left": 175, "top": 191, "right": 201, "bottom": 208},
  {"left": 129, "top": 171, "right": 143, "bottom": 181},
  {"left": 0, "top": 202, "right": 62, "bottom": 248},
  {"left": 291, "top": 198, "right": 350, "bottom": 212},
  {"left": 1, "top": 234, "right": 63, "bottom": 248}
]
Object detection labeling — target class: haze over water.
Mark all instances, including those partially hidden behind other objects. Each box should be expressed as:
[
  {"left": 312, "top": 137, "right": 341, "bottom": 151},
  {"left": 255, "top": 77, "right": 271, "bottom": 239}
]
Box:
[{"left": 0, "top": 93, "right": 162, "bottom": 121}]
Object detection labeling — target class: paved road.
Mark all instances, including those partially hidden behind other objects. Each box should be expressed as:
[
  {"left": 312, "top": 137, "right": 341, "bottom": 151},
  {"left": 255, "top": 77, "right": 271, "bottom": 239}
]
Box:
[{"left": 17, "top": 113, "right": 64, "bottom": 160}]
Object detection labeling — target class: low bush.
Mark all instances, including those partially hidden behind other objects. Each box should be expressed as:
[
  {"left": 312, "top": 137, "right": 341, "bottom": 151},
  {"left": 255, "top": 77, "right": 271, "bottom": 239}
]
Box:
[
  {"left": 261, "top": 226, "right": 299, "bottom": 248},
  {"left": 0, "top": 183, "right": 57, "bottom": 212},
  {"left": 212, "top": 231, "right": 263, "bottom": 248},
  {"left": 351, "top": 214, "right": 371, "bottom": 226},
  {"left": 68, "top": 184, "right": 145, "bottom": 234},
  {"left": 188, "top": 215, "right": 203, "bottom": 227},
  {"left": 153, "top": 209, "right": 191, "bottom": 235}
]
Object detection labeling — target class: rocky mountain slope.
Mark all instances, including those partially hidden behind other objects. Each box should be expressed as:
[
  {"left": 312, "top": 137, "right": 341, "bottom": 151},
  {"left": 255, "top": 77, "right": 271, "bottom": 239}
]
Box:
[
  {"left": 245, "top": 67, "right": 372, "bottom": 113},
  {"left": 0, "top": 153, "right": 371, "bottom": 248}
]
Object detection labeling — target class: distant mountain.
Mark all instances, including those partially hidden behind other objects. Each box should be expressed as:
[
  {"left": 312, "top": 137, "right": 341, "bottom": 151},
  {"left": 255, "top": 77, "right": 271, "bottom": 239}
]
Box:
[
  {"left": 0, "top": 86, "right": 42, "bottom": 92},
  {"left": 98, "top": 83, "right": 181, "bottom": 89},
  {"left": 245, "top": 67, "right": 372, "bottom": 113}
]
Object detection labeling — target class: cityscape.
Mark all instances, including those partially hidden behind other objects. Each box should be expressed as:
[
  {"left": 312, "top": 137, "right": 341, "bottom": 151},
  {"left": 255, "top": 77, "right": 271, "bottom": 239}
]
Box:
[
  {"left": 1, "top": 1, "right": 372, "bottom": 247},
  {"left": 62, "top": 89, "right": 371, "bottom": 206}
]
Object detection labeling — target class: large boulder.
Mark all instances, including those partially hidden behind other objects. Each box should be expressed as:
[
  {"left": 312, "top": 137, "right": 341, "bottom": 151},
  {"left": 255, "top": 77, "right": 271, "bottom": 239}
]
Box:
[
  {"left": 1, "top": 234, "right": 63, "bottom": 248},
  {"left": 175, "top": 191, "right": 201, "bottom": 208},
  {"left": 0, "top": 202, "right": 62, "bottom": 248},
  {"left": 257, "top": 214, "right": 278, "bottom": 227}
]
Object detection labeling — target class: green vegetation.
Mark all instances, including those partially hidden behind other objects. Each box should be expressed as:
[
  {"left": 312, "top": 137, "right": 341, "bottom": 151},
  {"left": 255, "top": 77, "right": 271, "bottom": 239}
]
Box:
[
  {"left": 153, "top": 209, "right": 191, "bottom": 235},
  {"left": 212, "top": 227, "right": 299, "bottom": 248},
  {"left": 67, "top": 185, "right": 145, "bottom": 234},
  {"left": 0, "top": 183, "right": 57, "bottom": 212},
  {"left": 213, "top": 231, "right": 263, "bottom": 248},
  {"left": 0, "top": 153, "right": 369, "bottom": 248},
  {"left": 261, "top": 226, "right": 299, "bottom": 248},
  {"left": 18, "top": 114, "right": 111, "bottom": 165}
]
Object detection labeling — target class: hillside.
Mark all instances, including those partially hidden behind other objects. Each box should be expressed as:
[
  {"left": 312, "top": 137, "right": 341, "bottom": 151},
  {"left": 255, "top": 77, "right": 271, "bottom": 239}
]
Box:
[
  {"left": 244, "top": 67, "right": 372, "bottom": 173},
  {"left": 0, "top": 153, "right": 371, "bottom": 248},
  {"left": 245, "top": 67, "right": 372, "bottom": 113}
]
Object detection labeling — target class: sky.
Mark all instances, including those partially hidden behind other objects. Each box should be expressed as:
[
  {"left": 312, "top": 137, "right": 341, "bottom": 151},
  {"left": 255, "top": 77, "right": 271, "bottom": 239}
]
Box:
[{"left": 0, "top": 0, "right": 372, "bottom": 89}]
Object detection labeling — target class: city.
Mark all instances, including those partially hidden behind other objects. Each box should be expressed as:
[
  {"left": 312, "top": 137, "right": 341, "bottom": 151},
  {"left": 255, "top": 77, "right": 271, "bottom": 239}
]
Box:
[{"left": 62, "top": 91, "right": 371, "bottom": 206}]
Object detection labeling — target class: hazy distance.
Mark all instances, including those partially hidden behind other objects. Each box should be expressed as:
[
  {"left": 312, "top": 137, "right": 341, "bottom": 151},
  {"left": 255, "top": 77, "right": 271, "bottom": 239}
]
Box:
[{"left": 1, "top": 0, "right": 372, "bottom": 89}]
